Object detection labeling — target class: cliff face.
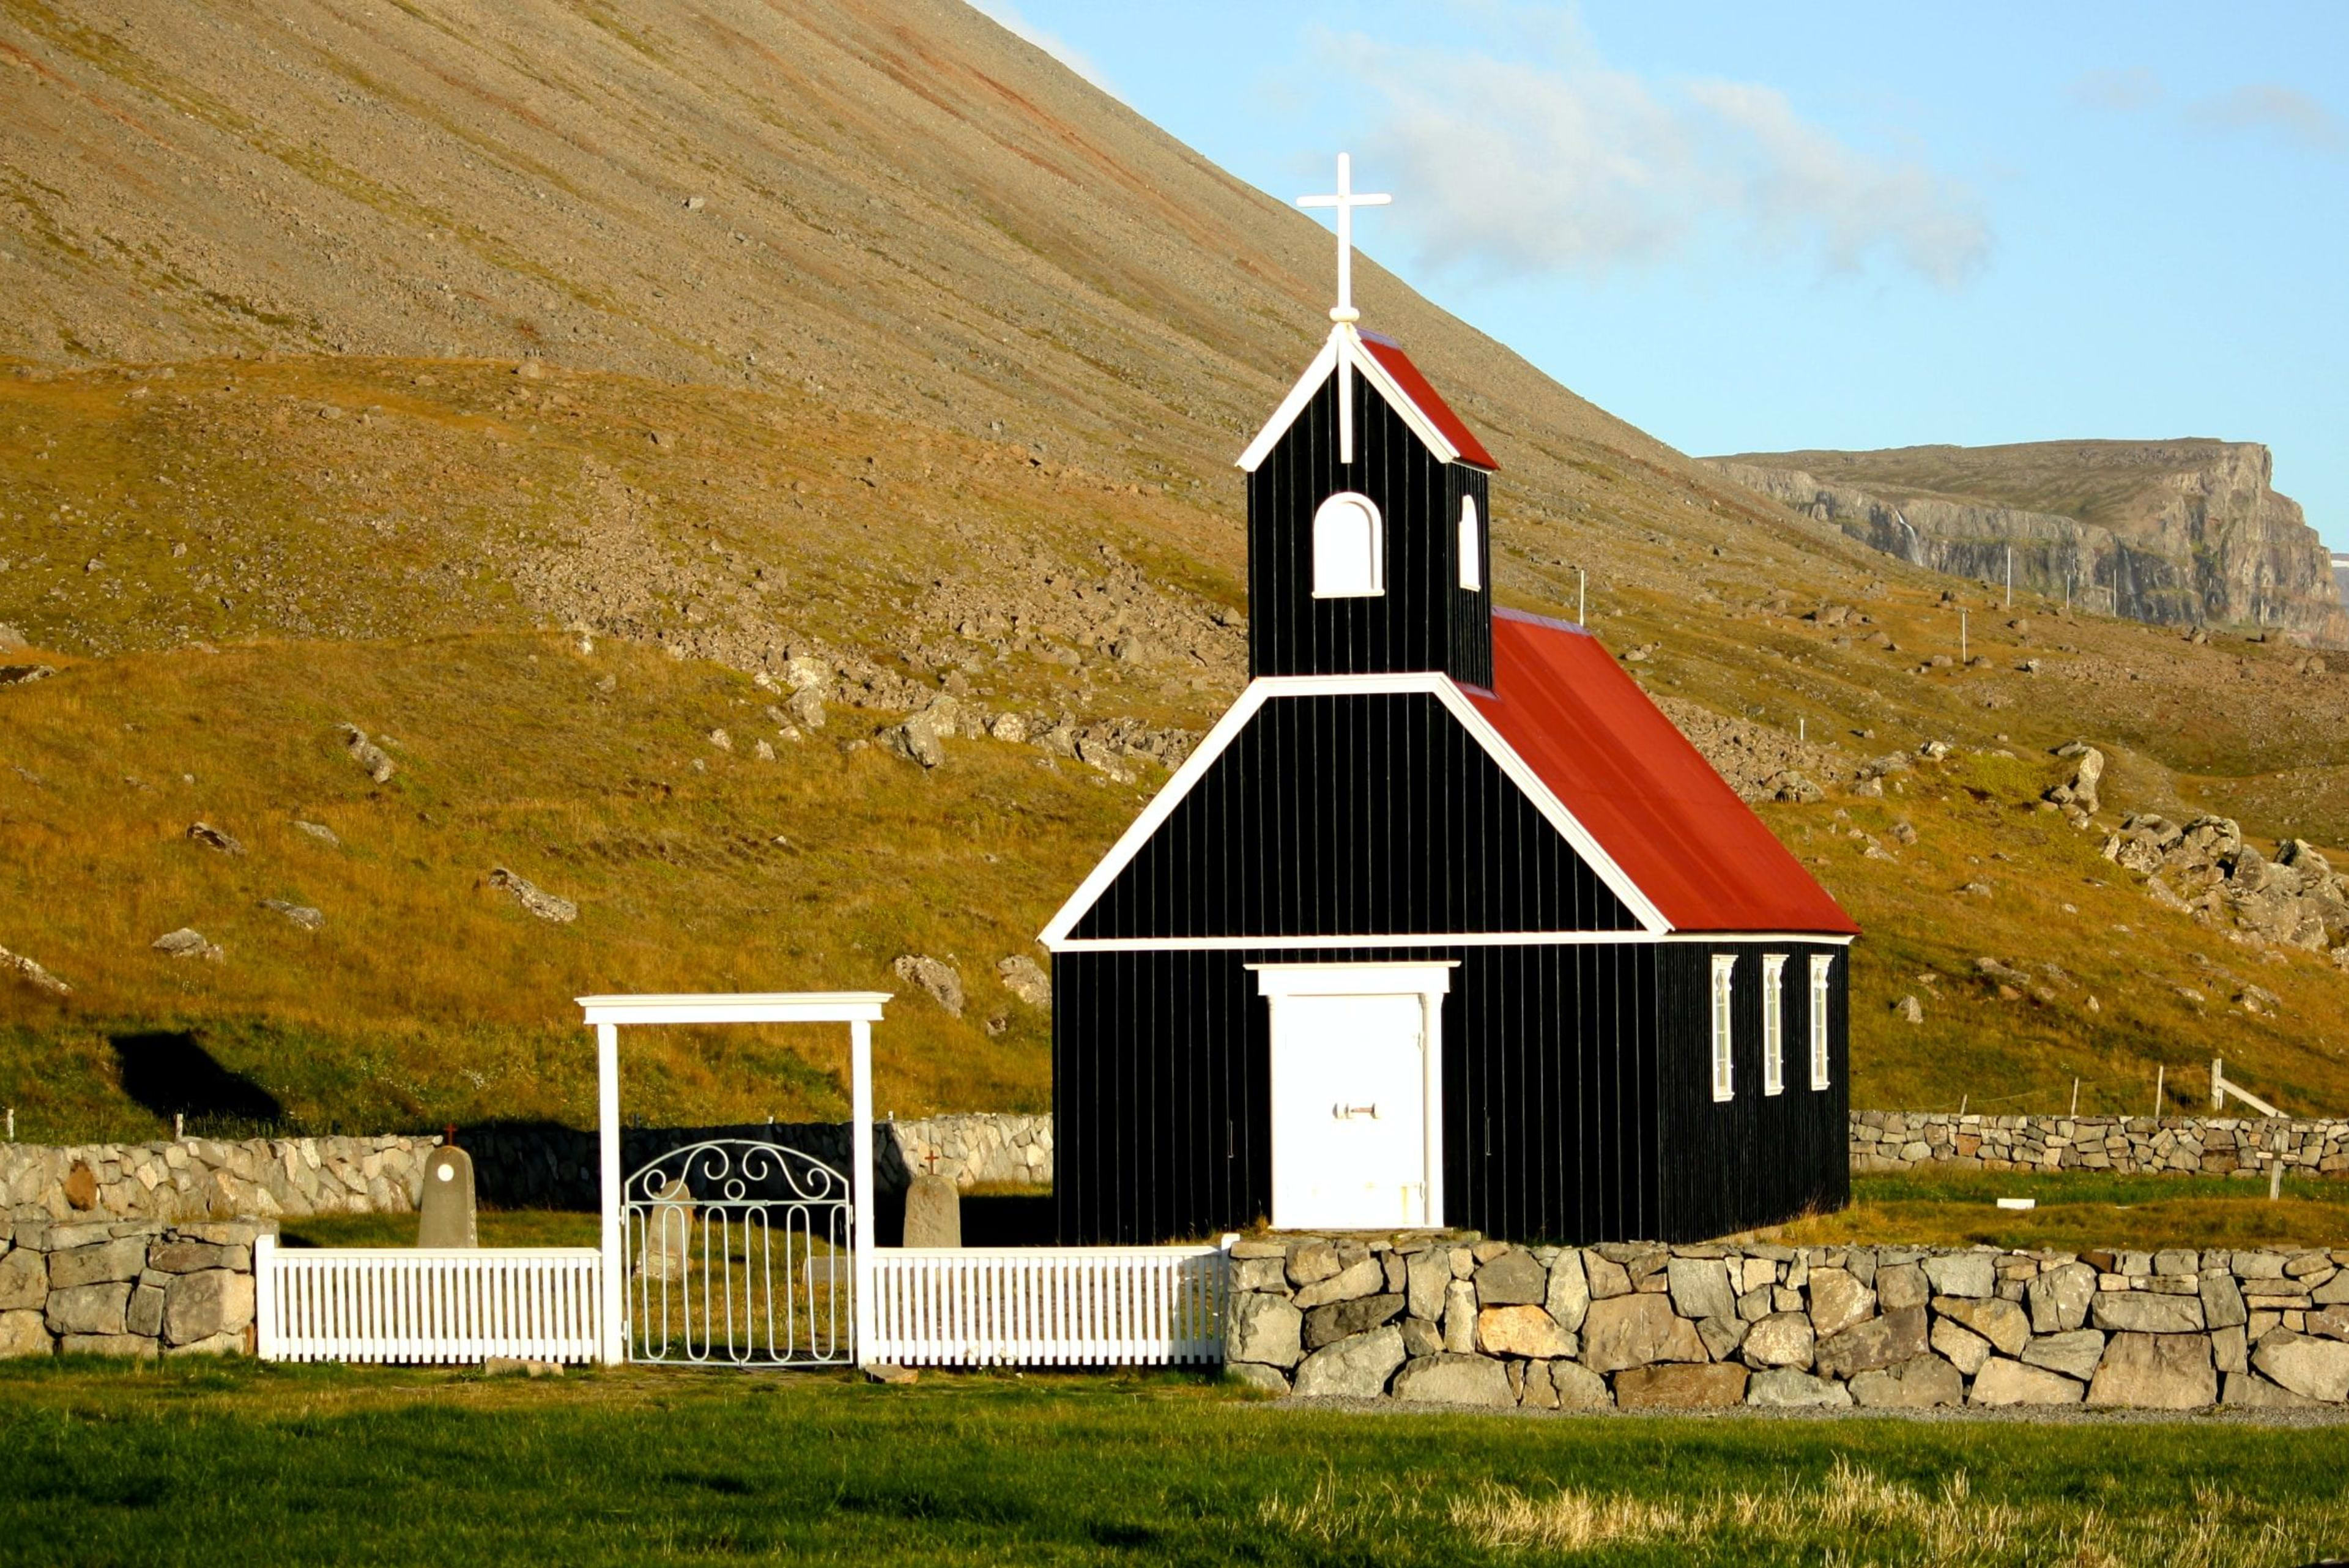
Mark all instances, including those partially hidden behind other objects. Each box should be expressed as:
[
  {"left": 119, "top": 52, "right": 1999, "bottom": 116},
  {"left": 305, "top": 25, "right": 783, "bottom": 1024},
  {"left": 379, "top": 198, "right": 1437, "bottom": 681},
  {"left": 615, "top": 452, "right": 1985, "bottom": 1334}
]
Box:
[{"left": 1706, "top": 442, "right": 2347, "bottom": 645}]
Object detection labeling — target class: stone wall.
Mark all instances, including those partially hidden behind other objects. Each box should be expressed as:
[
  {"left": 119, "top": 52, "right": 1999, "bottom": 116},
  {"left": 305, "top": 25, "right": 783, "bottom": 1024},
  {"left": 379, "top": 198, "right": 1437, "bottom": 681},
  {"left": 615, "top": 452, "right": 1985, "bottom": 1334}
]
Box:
[
  {"left": 1850, "top": 1111, "right": 2349, "bottom": 1176},
  {"left": 1224, "top": 1235, "right": 2349, "bottom": 1411},
  {"left": 3, "top": 1135, "right": 435, "bottom": 1224},
  {"left": 2, "top": 1114, "right": 1053, "bottom": 1222},
  {"left": 20, "top": 1108, "right": 2343, "bottom": 1225},
  {"left": 0, "top": 1216, "right": 270, "bottom": 1359}
]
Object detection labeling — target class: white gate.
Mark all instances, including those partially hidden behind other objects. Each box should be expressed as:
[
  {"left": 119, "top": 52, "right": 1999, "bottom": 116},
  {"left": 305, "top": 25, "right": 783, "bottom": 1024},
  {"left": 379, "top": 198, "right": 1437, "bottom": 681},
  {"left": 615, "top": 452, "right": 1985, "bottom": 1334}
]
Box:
[{"left": 623, "top": 1139, "right": 853, "bottom": 1367}]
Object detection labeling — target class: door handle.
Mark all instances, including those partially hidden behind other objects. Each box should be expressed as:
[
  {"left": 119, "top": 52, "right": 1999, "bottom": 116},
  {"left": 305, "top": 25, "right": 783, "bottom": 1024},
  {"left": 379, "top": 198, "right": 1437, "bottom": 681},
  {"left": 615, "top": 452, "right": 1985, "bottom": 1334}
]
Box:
[{"left": 1333, "top": 1103, "right": 1379, "bottom": 1120}]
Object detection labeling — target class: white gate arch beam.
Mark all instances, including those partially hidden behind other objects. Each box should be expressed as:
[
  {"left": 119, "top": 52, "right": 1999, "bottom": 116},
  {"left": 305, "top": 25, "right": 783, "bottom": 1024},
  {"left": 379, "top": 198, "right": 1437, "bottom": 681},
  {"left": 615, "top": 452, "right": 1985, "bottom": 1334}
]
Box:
[{"left": 577, "top": 992, "right": 892, "bottom": 1367}]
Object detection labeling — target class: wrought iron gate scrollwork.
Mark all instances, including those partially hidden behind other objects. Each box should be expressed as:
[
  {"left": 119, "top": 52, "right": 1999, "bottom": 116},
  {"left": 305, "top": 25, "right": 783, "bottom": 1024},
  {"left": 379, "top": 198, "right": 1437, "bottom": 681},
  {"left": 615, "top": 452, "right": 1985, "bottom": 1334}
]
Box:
[{"left": 622, "top": 1139, "right": 852, "bottom": 1367}]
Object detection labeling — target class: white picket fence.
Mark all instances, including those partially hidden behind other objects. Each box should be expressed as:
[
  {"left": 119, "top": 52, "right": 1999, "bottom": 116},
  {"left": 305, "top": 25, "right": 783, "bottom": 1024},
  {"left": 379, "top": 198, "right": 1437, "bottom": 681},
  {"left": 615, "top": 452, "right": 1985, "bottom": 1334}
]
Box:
[
  {"left": 254, "top": 1236, "right": 603, "bottom": 1364},
  {"left": 254, "top": 1238, "right": 1228, "bottom": 1368},
  {"left": 866, "top": 1246, "right": 1227, "bottom": 1367}
]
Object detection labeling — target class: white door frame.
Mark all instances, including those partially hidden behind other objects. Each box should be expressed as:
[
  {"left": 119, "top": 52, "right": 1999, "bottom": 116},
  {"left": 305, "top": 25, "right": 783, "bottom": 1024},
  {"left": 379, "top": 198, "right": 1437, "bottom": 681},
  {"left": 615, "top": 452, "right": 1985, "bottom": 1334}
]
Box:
[{"left": 1250, "top": 962, "right": 1455, "bottom": 1229}]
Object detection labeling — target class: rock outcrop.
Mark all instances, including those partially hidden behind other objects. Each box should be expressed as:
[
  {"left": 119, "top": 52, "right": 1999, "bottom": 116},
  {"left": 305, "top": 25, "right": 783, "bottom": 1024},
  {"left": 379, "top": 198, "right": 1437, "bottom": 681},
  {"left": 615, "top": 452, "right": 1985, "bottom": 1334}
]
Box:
[
  {"left": 1706, "top": 442, "right": 2346, "bottom": 644},
  {"left": 2101, "top": 814, "right": 2349, "bottom": 957}
]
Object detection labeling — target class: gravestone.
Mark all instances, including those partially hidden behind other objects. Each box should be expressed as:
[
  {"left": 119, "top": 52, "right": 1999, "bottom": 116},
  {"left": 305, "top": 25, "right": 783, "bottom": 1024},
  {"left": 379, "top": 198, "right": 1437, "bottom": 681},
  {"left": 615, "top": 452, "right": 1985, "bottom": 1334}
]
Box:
[
  {"left": 642, "top": 1177, "right": 696, "bottom": 1282},
  {"left": 902, "top": 1173, "right": 961, "bottom": 1248},
  {"left": 417, "top": 1145, "right": 478, "bottom": 1248}
]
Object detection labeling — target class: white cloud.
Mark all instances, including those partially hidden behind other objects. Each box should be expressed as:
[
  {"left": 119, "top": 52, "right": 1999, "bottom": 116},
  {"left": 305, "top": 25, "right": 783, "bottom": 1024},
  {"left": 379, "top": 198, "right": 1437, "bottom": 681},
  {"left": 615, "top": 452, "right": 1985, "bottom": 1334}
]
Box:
[
  {"left": 2187, "top": 83, "right": 2344, "bottom": 154},
  {"left": 2069, "top": 70, "right": 2343, "bottom": 155},
  {"left": 1331, "top": 31, "right": 1990, "bottom": 289},
  {"left": 961, "top": 1, "right": 1124, "bottom": 103}
]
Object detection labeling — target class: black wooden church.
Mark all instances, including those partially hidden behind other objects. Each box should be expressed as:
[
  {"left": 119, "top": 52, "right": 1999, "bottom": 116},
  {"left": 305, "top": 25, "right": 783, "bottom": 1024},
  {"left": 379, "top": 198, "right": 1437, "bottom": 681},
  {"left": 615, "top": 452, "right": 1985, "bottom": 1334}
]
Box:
[{"left": 1041, "top": 158, "right": 1858, "bottom": 1246}]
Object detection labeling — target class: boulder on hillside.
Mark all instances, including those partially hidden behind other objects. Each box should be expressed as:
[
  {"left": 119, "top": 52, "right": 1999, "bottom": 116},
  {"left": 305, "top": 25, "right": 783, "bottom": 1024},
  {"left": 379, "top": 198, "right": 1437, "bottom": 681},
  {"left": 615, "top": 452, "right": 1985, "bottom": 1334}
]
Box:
[
  {"left": 0, "top": 944, "right": 69, "bottom": 995},
  {"left": 152, "top": 928, "right": 223, "bottom": 960},
  {"left": 995, "top": 956, "right": 1050, "bottom": 1009},
  {"left": 878, "top": 711, "right": 945, "bottom": 768},
  {"left": 259, "top": 899, "right": 324, "bottom": 931},
  {"left": 486, "top": 869, "right": 577, "bottom": 923},
  {"left": 2043, "top": 742, "right": 2104, "bottom": 821},
  {"left": 335, "top": 724, "right": 396, "bottom": 784},
  {"left": 186, "top": 822, "right": 245, "bottom": 855},
  {"left": 892, "top": 954, "right": 964, "bottom": 1016}
]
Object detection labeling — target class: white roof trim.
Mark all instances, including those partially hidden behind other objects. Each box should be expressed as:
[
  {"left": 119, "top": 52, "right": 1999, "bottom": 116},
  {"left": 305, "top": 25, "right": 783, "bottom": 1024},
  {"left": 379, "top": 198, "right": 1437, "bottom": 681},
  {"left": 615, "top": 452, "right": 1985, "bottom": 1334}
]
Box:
[
  {"left": 1037, "top": 680, "right": 1282, "bottom": 947},
  {"left": 1234, "top": 325, "right": 1461, "bottom": 474},
  {"left": 577, "top": 992, "right": 891, "bottom": 1025},
  {"left": 1052, "top": 931, "right": 1854, "bottom": 953},
  {"left": 1037, "top": 672, "right": 1673, "bottom": 949},
  {"left": 1236, "top": 334, "right": 1341, "bottom": 473},
  {"left": 1426, "top": 678, "right": 1669, "bottom": 933}
]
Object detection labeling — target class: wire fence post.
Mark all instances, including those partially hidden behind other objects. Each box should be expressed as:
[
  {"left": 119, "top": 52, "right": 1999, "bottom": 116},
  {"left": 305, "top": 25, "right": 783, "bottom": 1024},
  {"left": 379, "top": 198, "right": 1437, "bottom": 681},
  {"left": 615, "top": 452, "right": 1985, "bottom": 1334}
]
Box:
[
  {"left": 1578, "top": 567, "right": 1587, "bottom": 625},
  {"left": 2152, "top": 1064, "right": 2164, "bottom": 1121},
  {"left": 2069, "top": 1078, "right": 2079, "bottom": 1117}
]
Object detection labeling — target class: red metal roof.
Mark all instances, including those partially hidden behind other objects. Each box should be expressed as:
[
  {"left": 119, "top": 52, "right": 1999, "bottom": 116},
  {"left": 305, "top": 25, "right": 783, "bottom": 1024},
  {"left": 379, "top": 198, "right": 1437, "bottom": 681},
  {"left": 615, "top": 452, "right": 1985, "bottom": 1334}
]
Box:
[
  {"left": 1468, "top": 610, "right": 1858, "bottom": 935},
  {"left": 1357, "top": 332, "right": 1499, "bottom": 471}
]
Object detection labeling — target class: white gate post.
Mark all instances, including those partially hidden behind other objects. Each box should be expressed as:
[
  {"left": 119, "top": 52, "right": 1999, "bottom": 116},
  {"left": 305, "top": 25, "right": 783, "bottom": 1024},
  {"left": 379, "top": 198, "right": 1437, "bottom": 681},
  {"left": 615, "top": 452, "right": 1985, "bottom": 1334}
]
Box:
[
  {"left": 851, "top": 1017, "right": 877, "bottom": 1367},
  {"left": 252, "top": 1232, "right": 277, "bottom": 1360},
  {"left": 597, "top": 1020, "right": 625, "bottom": 1365}
]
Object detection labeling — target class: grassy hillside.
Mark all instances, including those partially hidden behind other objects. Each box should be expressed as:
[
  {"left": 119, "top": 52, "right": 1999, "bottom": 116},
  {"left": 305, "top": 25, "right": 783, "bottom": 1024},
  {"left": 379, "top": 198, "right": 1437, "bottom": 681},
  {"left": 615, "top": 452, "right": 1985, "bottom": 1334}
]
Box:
[
  {"left": 0, "top": 628, "right": 1137, "bottom": 1140},
  {"left": 6, "top": 2, "right": 2349, "bottom": 1142},
  {"left": 9, "top": 357, "right": 2349, "bottom": 1140}
]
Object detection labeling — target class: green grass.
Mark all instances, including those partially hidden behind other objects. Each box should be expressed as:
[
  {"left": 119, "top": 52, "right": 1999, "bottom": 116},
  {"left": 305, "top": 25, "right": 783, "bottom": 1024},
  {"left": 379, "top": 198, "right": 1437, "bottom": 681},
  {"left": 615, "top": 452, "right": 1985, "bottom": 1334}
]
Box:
[
  {"left": 277, "top": 1209, "right": 600, "bottom": 1249},
  {"left": 1773, "top": 1170, "right": 2349, "bottom": 1252},
  {"left": 1, "top": 1359, "right": 2346, "bottom": 1566}
]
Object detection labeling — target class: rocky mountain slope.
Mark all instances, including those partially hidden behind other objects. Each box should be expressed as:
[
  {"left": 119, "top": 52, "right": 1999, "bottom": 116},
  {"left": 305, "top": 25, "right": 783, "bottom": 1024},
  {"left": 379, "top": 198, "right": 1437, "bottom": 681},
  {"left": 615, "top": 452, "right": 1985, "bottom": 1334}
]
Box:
[
  {"left": 7, "top": 0, "right": 2349, "bottom": 1139},
  {"left": 1706, "top": 443, "right": 2347, "bottom": 644}
]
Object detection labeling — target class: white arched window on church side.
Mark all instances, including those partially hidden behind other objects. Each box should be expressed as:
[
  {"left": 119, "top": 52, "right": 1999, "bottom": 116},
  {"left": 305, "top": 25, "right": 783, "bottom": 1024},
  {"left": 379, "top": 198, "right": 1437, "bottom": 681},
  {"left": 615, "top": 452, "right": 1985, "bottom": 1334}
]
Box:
[
  {"left": 1312, "top": 491, "right": 1383, "bottom": 598},
  {"left": 1458, "top": 493, "right": 1483, "bottom": 591}
]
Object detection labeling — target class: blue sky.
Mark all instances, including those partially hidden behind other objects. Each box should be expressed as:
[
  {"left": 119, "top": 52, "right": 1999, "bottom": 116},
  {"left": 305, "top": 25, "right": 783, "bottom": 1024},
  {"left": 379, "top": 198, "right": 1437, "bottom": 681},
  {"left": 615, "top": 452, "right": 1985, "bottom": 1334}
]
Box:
[{"left": 970, "top": 2, "right": 2349, "bottom": 548}]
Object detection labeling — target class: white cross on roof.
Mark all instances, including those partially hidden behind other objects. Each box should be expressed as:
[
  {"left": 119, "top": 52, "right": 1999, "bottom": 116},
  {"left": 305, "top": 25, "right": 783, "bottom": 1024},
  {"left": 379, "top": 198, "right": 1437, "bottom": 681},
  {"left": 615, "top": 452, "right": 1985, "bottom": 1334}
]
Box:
[{"left": 1297, "top": 153, "right": 1390, "bottom": 325}]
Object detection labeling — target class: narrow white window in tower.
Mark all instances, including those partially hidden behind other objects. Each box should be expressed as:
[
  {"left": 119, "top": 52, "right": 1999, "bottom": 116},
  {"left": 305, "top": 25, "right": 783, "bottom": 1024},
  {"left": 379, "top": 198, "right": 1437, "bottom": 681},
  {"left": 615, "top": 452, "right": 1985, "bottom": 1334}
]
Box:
[
  {"left": 1809, "top": 953, "right": 1833, "bottom": 1090},
  {"left": 1761, "top": 954, "right": 1786, "bottom": 1096},
  {"left": 1710, "top": 954, "right": 1736, "bottom": 1102},
  {"left": 1458, "top": 492, "right": 1482, "bottom": 590},
  {"left": 1311, "top": 491, "right": 1384, "bottom": 598}
]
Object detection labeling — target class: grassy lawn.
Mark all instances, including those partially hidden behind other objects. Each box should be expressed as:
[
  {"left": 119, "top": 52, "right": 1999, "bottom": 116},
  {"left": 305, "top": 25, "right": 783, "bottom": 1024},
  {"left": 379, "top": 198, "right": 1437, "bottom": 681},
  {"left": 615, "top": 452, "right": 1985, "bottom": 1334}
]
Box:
[
  {"left": 275, "top": 1173, "right": 2349, "bottom": 1255},
  {"left": 1774, "top": 1170, "right": 2349, "bottom": 1252},
  {"left": 2, "top": 1359, "right": 2347, "bottom": 1566},
  {"left": 278, "top": 1209, "right": 603, "bottom": 1249}
]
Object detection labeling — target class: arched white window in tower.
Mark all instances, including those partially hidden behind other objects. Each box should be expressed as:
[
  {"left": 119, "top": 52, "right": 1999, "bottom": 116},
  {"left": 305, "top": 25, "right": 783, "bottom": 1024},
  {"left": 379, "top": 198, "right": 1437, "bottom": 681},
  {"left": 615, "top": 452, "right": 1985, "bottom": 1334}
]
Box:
[
  {"left": 1311, "top": 491, "right": 1384, "bottom": 598},
  {"left": 1458, "top": 493, "right": 1483, "bottom": 591}
]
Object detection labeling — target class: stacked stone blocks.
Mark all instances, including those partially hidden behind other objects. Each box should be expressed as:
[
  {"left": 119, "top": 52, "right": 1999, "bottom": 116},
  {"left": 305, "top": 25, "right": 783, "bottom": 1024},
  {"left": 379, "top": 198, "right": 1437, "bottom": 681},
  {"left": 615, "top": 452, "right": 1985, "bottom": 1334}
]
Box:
[
  {"left": 2, "top": 1115, "right": 1053, "bottom": 1223},
  {"left": 1850, "top": 1111, "right": 2349, "bottom": 1176},
  {"left": 1225, "top": 1235, "right": 2349, "bottom": 1411},
  {"left": 0, "top": 1216, "right": 271, "bottom": 1359}
]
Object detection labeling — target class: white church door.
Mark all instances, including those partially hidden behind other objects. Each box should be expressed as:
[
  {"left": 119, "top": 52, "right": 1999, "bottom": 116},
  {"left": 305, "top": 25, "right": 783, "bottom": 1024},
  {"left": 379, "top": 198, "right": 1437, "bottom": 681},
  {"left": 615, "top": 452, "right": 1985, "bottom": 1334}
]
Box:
[{"left": 1255, "top": 963, "right": 1453, "bottom": 1232}]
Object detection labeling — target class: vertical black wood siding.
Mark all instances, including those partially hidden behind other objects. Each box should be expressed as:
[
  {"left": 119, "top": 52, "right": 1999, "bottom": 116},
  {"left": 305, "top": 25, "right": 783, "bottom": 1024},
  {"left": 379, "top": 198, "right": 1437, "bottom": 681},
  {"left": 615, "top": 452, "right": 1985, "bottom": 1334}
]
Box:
[
  {"left": 1656, "top": 943, "right": 1852, "bottom": 1241},
  {"left": 1247, "top": 371, "right": 1492, "bottom": 687},
  {"left": 1052, "top": 941, "right": 1847, "bottom": 1246},
  {"left": 1071, "top": 691, "right": 1636, "bottom": 940}
]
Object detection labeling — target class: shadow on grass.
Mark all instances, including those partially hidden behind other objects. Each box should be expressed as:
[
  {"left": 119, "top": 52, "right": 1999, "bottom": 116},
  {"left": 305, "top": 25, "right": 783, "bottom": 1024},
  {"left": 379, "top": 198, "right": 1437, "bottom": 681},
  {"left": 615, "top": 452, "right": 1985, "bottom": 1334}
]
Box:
[{"left": 111, "top": 1030, "right": 283, "bottom": 1134}]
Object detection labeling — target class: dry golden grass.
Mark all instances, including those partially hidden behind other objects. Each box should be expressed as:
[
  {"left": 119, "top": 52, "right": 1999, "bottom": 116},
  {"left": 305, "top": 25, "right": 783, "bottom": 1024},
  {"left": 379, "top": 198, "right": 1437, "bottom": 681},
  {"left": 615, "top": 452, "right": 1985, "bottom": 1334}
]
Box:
[
  {"left": 1255, "top": 1456, "right": 2349, "bottom": 1568},
  {"left": 12, "top": 355, "right": 2349, "bottom": 1142},
  {"left": 0, "top": 628, "right": 1143, "bottom": 1139}
]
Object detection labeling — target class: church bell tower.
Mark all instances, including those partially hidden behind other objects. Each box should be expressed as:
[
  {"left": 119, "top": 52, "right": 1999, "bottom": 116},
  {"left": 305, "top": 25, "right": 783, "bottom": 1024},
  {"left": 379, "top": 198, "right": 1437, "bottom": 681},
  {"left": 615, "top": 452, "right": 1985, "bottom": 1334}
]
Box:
[{"left": 1234, "top": 155, "right": 1499, "bottom": 689}]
